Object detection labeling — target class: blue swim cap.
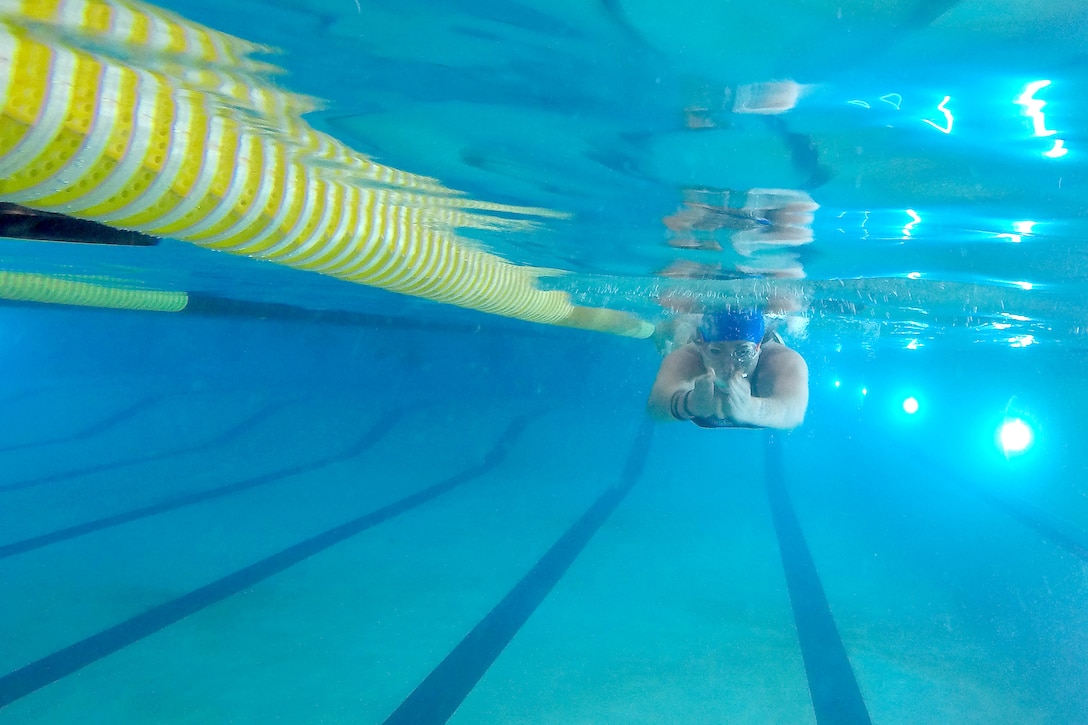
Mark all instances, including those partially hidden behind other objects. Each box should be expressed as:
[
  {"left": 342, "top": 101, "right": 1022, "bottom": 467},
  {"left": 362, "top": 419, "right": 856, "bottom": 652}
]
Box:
[{"left": 698, "top": 309, "right": 765, "bottom": 343}]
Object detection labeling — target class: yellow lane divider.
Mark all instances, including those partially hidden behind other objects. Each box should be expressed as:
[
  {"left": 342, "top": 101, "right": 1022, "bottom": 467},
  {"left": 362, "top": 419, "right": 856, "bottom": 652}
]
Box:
[
  {"left": 0, "top": 269, "right": 188, "bottom": 311},
  {"left": 0, "top": 0, "right": 653, "bottom": 338}
]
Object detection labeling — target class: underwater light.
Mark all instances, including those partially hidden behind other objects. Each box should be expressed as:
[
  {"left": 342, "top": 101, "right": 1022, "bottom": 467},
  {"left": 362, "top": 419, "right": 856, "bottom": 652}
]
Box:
[
  {"left": 999, "top": 418, "right": 1033, "bottom": 455},
  {"left": 997, "top": 396, "right": 1037, "bottom": 458},
  {"left": 902, "top": 397, "right": 919, "bottom": 414}
]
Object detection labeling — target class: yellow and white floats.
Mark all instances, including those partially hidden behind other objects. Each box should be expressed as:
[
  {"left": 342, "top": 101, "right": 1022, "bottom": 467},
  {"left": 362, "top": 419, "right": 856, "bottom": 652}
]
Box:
[
  {"left": 0, "top": 268, "right": 188, "bottom": 311},
  {"left": 0, "top": 0, "right": 653, "bottom": 337}
]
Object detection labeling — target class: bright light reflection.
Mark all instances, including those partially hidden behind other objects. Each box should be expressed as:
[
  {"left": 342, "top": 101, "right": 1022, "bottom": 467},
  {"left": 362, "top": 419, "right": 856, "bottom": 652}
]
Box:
[
  {"left": 996, "top": 233, "right": 1022, "bottom": 243},
  {"left": 1013, "top": 220, "right": 1036, "bottom": 234},
  {"left": 880, "top": 93, "right": 903, "bottom": 109},
  {"left": 861, "top": 387, "right": 868, "bottom": 396},
  {"left": 922, "top": 96, "right": 953, "bottom": 134},
  {"left": 902, "top": 397, "right": 919, "bottom": 414},
  {"left": 999, "top": 418, "right": 1033, "bottom": 455},
  {"left": 907, "top": 271, "right": 922, "bottom": 279},
  {"left": 1044, "top": 140, "right": 1068, "bottom": 158},
  {"left": 1013, "top": 281, "right": 1034, "bottom": 290},
  {"left": 1009, "top": 334, "right": 1036, "bottom": 347},
  {"left": 1002, "top": 312, "right": 1030, "bottom": 321},
  {"left": 906, "top": 339, "right": 921, "bottom": 350},
  {"left": 900, "top": 209, "right": 918, "bottom": 237},
  {"left": 1015, "top": 80, "right": 1056, "bottom": 136},
  {"left": 1016, "top": 80, "right": 1068, "bottom": 158}
]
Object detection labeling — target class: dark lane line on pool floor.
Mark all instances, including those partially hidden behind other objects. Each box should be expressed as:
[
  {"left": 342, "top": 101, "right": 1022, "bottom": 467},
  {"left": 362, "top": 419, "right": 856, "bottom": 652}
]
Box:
[
  {"left": 0, "top": 414, "right": 532, "bottom": 710},
  {"left": 0, "top": 395, "right": 164, "bottom": 456},
  {"left": 887, "top": 435, "right": 1088, "bottom": 564},
  {"left": 0, "top": 410, "right": 404, "bottom": 560},
  {"left": 968, "top": 490, "right": 1088, "bottom": 562},
  {"left": 382, "top": 417, "right": 654, "bottom": 725},
  {"left": 0, "top": 399, "right": 290, "bottom": 494},
  {"left": 764, "top": 432, "right": 873, "bottom": 725}
]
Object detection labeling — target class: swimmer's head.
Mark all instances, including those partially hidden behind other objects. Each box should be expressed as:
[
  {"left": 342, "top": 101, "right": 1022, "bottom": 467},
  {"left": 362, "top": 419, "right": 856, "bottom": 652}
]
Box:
[
  {"left": 696, "top": 309, "right": 764, "bottom": 378},
  {"left": 698, "top": 309, "right": 765, "bottom": 344}
]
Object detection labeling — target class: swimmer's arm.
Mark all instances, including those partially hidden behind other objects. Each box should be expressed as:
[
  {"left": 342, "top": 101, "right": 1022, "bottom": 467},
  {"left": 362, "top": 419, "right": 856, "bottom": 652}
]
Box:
[
  {"left": 647, "top": 344, "right": 707, "bottom": 421},
  {"left": 739, "top": 347, "right": 809, "bottom": 429}
]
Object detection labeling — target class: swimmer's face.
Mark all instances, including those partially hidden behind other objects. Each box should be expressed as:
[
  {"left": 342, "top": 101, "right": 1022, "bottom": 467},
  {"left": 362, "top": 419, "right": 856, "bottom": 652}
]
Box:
[{"left": 698, "top": 340, "right": 761, "bottom": 378}]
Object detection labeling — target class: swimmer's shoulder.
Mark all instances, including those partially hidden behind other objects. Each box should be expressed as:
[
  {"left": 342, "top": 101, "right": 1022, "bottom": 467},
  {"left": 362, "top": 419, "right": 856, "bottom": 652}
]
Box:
[{"left": 756, "top": 333, "right": 805, "bottom": 373}]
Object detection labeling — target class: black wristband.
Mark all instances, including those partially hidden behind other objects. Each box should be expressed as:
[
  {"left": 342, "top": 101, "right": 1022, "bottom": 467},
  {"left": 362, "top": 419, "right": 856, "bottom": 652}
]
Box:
[
  {"left": 670, "top": 390, "right": 684, "bottom": 420},
  {"left": 671, "top": 389, "right": 693, "bottom": 420}
]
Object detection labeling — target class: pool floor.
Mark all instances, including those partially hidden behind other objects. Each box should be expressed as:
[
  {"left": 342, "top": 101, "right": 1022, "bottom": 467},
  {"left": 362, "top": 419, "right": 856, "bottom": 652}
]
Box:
[{"left": 1, "top": 372, "right": 1084, "bottom": 723}]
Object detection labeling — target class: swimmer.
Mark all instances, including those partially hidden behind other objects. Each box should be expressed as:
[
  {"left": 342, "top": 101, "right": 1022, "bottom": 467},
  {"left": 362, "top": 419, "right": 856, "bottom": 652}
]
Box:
[{"left": 647, "top": 309, "right": 808, "bottom": 429}]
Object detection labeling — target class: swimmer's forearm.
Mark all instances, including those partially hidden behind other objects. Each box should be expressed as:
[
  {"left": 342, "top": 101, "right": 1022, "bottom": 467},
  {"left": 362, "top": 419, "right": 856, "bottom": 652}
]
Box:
[
  {"left": 647, "top": 386, "right": 694, "bottom": 421},
  {"left": 744, "top": 395, "right": 805, "bottom": 429}
]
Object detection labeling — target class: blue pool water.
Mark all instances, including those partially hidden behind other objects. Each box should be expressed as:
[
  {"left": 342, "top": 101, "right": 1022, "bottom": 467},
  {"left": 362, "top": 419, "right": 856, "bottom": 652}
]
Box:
[{"left": 1, "top": 0, "right": 1087, "bottom": 723}]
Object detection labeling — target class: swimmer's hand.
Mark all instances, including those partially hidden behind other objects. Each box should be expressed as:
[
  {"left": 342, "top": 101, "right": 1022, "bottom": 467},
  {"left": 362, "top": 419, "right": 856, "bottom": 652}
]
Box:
[
  {"left": 688, "top": 371, "right": 725, "bottom": 419},
  {"left": 720, "top": 371, "right": 757, "bottom": 425}
]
